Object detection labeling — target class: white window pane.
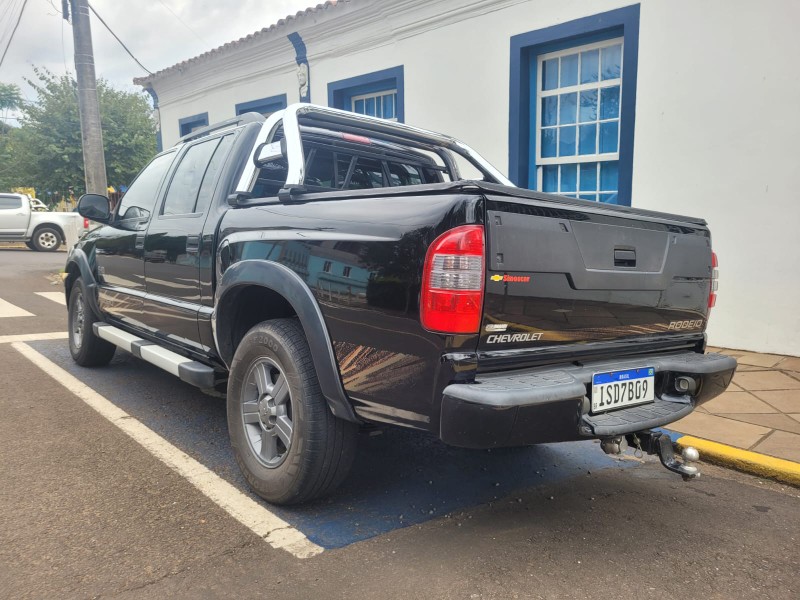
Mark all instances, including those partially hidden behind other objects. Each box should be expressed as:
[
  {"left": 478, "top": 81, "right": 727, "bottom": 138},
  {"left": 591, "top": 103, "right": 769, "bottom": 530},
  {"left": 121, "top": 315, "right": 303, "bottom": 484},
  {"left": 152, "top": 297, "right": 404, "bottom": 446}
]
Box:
[
  {"left": 601, "top": 44, "right": 622, "bottom": 80},
  {"left": 561, "top": 54, "right": 578, "bottom": 86},
  {"left": 384, "top": 94, "right": 395, "bottom": 119}
]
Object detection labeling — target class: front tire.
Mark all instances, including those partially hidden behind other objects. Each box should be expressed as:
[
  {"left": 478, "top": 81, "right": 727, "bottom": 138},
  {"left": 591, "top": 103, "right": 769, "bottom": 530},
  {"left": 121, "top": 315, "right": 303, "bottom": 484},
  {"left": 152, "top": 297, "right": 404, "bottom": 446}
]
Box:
[
  {"left": 68, "top": 278, "right": 116, "bottom": 367},
  {"left": 33, "top": 227, "right": 62, "bottom": 252},
  {"left": 25, "top": 241, "right": 36, "bottom": 251},
  {"left": 227, "top": 319, "right": 358, "bottom": 505}
]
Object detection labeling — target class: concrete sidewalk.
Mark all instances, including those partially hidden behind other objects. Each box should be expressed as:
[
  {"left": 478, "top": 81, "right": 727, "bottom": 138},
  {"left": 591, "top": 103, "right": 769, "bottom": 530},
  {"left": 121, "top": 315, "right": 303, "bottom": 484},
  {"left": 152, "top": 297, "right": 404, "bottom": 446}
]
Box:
[{"left": 669, "top": 348, "right": 800, "bottom": 468}]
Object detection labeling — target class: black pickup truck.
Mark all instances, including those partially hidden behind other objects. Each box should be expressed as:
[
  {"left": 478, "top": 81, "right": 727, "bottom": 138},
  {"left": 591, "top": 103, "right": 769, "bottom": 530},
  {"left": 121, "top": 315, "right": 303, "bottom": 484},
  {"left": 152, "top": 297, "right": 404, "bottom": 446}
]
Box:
[{"left": 68, "top": 104, "right": 736, "bottom": 505}]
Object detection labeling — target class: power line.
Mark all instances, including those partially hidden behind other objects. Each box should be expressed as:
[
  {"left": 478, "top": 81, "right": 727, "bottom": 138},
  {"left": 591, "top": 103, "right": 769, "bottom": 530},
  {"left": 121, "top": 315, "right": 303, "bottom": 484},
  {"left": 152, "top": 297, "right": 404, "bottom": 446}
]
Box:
[
  {"left": 0, "top": 0, "right": 24, "bottom": 44},
  {"left": 87, "top": 2, "right": 153, "bottom": 75},
  {"left": 156, "top": 0, "right": 208, "bottom": 46},
  {"left": 0, "top": 0, "right": 29, "bottom": 69}
]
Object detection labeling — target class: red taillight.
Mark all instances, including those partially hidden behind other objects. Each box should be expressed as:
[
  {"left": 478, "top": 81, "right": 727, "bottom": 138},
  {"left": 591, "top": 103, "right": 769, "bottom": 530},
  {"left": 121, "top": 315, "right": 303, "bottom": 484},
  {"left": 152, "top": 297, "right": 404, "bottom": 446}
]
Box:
[
  {"left": 708, "top": 251, "right": 718, "bottom": 309},
  {"left": 420, "top": 225, "right": 485, "bottom": 334},
  {"left": 83, "top": 217, "right": 89, "bottom": 229}
]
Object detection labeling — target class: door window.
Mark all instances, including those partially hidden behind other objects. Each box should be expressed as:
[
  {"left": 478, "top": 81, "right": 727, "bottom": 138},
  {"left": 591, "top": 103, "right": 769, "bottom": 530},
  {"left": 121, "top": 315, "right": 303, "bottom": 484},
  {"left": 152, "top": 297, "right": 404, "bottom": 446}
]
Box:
[
  {"left": 116, "top": 152, "right": 175, "bottom": 223},
  {"left": 162, "top": 135, "right": 232, "bottom": 216},
  {"left": 0, "top": 196, "right": 23, "bottom": 209}
]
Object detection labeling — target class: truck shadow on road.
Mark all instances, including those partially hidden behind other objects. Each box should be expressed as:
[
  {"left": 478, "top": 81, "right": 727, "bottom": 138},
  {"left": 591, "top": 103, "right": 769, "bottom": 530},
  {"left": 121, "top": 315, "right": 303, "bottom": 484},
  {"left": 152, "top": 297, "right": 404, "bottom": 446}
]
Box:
[{"left": 31, "top": 339, "right": 633, "bottom": 549}]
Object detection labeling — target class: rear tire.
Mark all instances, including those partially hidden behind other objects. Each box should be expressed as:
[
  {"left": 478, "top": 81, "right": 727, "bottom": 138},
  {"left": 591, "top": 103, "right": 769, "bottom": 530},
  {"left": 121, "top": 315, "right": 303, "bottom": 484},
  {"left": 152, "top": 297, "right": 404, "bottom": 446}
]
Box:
[
  {"left": 25, "top": 241, "right": 36, "bottom": 251},
  {"left": 33, "top": 226, "right": 62, "bottom": 252},
  {"left": 227, "top": 318, "right": 358, "bottom": 505},
  {"left": 68, "top": 278, "right": 116, "bottom": 367}
]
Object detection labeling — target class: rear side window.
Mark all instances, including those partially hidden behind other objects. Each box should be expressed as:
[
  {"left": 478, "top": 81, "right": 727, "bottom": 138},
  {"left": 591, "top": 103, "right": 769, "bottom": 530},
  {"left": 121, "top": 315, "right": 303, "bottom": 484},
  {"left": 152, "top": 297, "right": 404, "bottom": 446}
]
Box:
[
  {"left": 0, "top": 196, "right": 23, "bottom": 209},
  {"left": 162, "top": 137, "right": 221, "bottom": 216},
  {"left": 194, "top": 134, "right": 234, "bottom": 215}
]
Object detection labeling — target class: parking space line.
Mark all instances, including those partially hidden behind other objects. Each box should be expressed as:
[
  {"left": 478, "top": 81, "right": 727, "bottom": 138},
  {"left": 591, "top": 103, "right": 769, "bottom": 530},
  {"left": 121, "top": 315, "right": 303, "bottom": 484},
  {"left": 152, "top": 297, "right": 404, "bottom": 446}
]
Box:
[
  {"left": 0, "top": 298, "right": 34, "bottom": 318},
  {"left": 11, "top": 342, "right": 324, "bottom": 559},
  {"left": 35, "top": 292, "right": 66, "bottom": 305},
  {"left": 0, "top": 331, "right": 68, "bottom": 344}
]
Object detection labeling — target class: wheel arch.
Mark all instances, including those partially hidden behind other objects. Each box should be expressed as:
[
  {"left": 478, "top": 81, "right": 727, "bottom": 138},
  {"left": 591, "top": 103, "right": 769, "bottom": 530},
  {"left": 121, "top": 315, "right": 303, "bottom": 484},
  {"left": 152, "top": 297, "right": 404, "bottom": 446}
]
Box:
[
  {"left": 215, "top": 260, "right": 359, "bottom": 423},
  {"left": 64, "top": 247, "right": 101, "bottom": 317},
  {"left": 32, "top": 221, "right": 66, "bottom": 243}
]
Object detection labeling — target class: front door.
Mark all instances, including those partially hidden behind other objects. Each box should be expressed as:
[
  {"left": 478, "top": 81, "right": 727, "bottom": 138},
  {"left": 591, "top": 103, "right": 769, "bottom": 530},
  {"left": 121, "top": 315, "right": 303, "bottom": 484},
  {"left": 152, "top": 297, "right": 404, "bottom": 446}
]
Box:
[
  {"left": 94, "top": 151, "right": 176, "bottom": 327},
  {"left": 0, "top": 195, "right": 28, "bottom": 237},
  {"left": 142, "top": 133, "right": 234, "bottom": 351}
]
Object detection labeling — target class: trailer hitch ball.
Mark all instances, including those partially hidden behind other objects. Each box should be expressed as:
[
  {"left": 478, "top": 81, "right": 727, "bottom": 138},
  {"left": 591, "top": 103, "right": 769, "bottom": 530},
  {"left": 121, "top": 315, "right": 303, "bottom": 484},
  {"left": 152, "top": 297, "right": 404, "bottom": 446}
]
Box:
[
  {"left": 682, "top": 446, "right": 700, "bottom": 463},
  {"left": 620, "top": 430, "right": 702, "bottom": 480}
]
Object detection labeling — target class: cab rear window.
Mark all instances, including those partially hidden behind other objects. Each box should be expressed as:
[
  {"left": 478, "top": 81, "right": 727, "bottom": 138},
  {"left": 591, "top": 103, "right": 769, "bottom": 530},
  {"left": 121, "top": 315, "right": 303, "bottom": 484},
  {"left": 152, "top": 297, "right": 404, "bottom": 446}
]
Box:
[
  {"left": 304, "top": 147, "right": 437, "bottom": 191},
  {"left": 252, "top": 140, "right": 442, "bottom": 197}
]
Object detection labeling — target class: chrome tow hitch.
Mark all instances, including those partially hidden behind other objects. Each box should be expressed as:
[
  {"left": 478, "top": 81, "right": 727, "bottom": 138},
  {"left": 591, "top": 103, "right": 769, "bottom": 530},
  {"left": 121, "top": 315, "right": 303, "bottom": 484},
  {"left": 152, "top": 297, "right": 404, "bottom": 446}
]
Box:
[{"left": 600, "top": 431, "right": 701, "bottom": 480}]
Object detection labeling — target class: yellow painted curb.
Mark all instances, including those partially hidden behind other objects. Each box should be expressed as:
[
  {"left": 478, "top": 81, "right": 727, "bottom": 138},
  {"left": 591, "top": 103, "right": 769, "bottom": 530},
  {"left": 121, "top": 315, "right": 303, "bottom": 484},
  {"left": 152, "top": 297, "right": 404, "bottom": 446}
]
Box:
[{"left": 676, "top": 435, "right": 800, "bottom": 486}]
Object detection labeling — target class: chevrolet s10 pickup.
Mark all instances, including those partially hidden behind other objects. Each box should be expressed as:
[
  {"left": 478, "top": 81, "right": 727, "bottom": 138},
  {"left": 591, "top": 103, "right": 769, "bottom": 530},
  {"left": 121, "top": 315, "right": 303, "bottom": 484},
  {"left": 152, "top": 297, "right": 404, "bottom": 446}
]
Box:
[
  {"left": 66, "top": 104, "right": 736, "bottom": 504},
  {"left": 0, "top": 192, "right": 84, "bottom": 251}
]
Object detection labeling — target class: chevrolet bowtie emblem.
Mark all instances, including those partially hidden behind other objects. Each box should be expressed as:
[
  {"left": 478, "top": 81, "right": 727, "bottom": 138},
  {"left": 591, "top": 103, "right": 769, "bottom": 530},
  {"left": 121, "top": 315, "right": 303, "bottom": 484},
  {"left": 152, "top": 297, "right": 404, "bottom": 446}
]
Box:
[{"left": 490, "top": 274, "right": 503, "bottom": 281}]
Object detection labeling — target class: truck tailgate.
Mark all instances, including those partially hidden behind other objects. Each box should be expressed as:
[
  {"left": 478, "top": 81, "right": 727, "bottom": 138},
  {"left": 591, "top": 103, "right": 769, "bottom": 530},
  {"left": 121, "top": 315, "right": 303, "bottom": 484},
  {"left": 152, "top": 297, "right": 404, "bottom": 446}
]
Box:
[{"left": 480, "top": 194, "right": 713, "bottom": 354}]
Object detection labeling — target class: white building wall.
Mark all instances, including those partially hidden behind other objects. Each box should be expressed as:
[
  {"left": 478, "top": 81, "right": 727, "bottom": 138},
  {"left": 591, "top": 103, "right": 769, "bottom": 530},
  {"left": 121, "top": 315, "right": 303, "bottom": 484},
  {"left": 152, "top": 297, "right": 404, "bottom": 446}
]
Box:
[
  {"left": 146, "top": 0, "right": 800, "bottom": 355},
  {"left": 630, "top": 1, "right": 800, "bottom": 356}
]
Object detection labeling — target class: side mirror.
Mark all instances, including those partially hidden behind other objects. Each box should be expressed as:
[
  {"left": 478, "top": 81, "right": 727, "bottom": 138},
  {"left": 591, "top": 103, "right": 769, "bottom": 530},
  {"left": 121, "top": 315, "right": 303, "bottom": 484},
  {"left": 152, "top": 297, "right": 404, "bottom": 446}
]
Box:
[
  {"left": 253, "top": 140, "right": 286, "bottom": 167},
  {"left": 77, "top": 193, "right": 111, "bottom": 224}
]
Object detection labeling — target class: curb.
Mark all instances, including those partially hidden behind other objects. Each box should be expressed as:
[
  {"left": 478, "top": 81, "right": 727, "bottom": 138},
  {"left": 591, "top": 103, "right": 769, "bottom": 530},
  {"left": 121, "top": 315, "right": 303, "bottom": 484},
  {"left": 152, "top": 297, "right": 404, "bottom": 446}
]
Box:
[{"left": 673, "top": 434, "right": 800, "bottom": 487}]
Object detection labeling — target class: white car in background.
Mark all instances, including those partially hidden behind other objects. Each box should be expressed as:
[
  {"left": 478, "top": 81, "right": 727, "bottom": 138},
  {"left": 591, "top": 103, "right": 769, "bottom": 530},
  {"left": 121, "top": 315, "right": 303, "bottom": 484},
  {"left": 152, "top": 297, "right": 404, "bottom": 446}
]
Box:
[{"left": 0, "top": 192, "right": 85, "bottom": 251}]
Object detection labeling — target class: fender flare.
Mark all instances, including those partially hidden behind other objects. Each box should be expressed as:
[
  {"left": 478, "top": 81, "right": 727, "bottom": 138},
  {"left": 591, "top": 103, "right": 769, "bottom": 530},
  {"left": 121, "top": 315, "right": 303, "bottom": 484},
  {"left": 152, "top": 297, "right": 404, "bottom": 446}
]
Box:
[
  {"left": 214, "top": 260, "right": 359, "bottom": 423},
  {"left": 64, "top": 247, "right": 102, "bottom": 318}
]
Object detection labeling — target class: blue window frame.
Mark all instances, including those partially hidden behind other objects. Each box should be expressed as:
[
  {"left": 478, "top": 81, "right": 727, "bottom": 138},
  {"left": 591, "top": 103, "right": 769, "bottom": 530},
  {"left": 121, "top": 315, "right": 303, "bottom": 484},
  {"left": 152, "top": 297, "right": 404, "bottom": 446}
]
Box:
[
  {"left": 178, "top": 112, "right": 209, "bottom": 137},
  {"left": 235, "top": 94, "right": 288, "bottom": 117},
  {"left": 328, "top": 66, "right": 404, "bottom": 122},
  {"left": 509, "top": 5, "right": 640, "bottom": 205}
]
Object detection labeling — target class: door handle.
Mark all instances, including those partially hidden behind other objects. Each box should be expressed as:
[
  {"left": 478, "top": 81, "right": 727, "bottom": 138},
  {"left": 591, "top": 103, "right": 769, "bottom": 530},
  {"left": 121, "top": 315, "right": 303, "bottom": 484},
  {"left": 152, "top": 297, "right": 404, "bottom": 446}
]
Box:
[
  {"left": 186, "top": 234, "right": 200, "bottom": 254},
  {"left": 614, "top": 249, "right": 636, "bottom": 268},
  {"left": 135, "top": 233, "right": 145, "bottom": 250}
]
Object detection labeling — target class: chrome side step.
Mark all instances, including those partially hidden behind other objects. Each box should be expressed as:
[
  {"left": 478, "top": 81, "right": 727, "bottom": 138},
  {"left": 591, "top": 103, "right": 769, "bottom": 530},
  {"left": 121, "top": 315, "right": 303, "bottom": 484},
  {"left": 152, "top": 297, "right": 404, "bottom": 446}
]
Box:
[{"left": 93, "top": 322, "right": 216, "bottom": 389}]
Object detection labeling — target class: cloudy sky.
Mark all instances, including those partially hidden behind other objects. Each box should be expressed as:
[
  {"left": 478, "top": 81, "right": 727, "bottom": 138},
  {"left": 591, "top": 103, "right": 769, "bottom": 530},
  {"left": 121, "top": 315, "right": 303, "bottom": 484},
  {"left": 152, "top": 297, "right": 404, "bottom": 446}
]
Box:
[{"left": 1, "top": 0, "right": 316, "bottom": 107}]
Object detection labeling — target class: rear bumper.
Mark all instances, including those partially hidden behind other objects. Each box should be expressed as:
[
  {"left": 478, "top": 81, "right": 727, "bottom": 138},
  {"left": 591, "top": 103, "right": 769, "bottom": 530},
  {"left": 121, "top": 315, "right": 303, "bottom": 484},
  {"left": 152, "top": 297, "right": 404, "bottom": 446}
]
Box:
[{"left": 439, "top": 351, "right": 736, "bottom": 448}]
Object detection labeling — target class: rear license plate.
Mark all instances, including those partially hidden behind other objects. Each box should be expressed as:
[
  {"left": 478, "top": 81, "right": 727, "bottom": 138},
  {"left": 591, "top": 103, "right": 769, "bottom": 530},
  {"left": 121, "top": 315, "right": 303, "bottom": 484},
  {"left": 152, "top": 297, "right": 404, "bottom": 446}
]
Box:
[{"left": 591, "top": 367, "right": 655, "bottom": 413}]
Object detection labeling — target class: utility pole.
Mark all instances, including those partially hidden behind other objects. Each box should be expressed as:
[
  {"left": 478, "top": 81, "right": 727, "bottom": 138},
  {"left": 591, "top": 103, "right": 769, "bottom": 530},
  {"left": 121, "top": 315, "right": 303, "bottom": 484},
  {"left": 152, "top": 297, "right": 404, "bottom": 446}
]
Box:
[{"left": 67, "top": 0, "right": 107, "bottom": 195}]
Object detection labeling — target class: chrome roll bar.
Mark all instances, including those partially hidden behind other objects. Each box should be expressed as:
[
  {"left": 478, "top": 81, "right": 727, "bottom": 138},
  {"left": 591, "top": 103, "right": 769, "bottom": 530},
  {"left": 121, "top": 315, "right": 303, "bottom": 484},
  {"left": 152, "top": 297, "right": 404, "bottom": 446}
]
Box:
[{"left": 235, "top": 103, "right": 514, "bottom": 197}]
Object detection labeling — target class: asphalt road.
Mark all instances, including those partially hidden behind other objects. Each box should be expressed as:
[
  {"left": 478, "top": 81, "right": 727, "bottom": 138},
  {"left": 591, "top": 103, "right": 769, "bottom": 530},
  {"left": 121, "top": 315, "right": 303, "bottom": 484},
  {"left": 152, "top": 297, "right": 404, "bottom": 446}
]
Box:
[{"left": 1, "top": 248, "right": 798, "bottom": 599}]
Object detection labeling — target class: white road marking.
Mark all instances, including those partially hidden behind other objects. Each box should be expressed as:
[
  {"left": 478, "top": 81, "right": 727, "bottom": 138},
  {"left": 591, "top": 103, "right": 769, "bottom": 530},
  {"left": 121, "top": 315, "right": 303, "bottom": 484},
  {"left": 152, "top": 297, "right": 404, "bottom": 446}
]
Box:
[
  {"left": 0, "top": 331, "right": 68, "bottom": 344},
  {"left": 35, "top": 291, "right": 66, "bottom": 305},
  {"left": 0, "top": 298, "right": 34, "bottom": 318},
  {"left": 11, "top": 342, "right": 323, "bottom": 559}
]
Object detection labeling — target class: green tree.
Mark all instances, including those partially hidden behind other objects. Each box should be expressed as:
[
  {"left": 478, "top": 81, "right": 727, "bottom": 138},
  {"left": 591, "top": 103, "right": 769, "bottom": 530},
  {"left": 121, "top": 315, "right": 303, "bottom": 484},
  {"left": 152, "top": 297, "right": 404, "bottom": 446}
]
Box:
[
  {"left": 2, "top": 68, "right": 156, "bottom": 194},
  {"left": 0, "top": 82, "right": 22, "bottom": 112},
  {"left": 0, "top": 83, "right": 23, "bottom": 190}
]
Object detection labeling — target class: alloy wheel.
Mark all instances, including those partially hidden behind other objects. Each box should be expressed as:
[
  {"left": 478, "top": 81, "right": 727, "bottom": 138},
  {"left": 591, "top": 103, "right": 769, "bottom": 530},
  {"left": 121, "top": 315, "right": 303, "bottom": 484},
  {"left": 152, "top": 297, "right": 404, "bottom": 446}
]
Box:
[{"left": 241, "top": 357, "right": 293, "bottom": 468}]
